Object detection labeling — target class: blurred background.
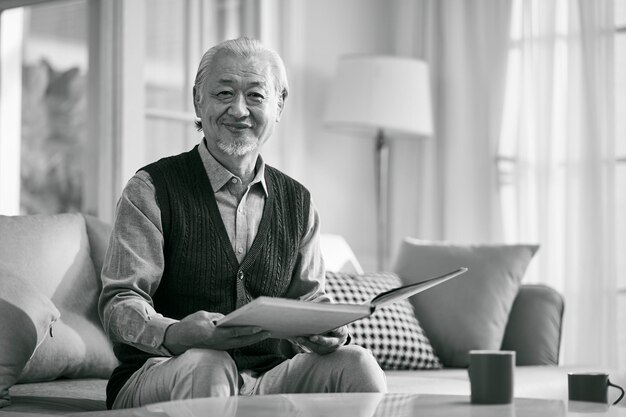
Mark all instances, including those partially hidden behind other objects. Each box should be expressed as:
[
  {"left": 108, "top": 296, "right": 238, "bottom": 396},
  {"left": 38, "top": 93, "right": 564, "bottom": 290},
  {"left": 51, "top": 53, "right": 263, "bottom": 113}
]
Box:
[{"left": 0, "top": 0, "right": 625, "bottom": 371}]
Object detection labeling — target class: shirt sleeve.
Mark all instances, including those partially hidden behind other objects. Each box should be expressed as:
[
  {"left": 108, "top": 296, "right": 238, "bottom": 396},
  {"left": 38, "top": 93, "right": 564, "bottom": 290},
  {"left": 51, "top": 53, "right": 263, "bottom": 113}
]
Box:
[
  {"left": 98, "top": 171, "right": 178, "bottom": 356},
  {"left": 282, "top": 197, "right": 332, "bottom": 303}
]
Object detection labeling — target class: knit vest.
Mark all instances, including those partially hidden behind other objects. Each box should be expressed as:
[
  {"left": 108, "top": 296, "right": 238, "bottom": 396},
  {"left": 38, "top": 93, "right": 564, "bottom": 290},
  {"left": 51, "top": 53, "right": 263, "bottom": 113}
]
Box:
[{"left": 106, "top": 146, "right": 309, "bottom": 408}]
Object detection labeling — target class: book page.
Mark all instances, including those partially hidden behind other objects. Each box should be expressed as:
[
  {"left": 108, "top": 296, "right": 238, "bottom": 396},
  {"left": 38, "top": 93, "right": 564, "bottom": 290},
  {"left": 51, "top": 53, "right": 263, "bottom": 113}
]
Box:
[
  {"left": 370, "top": 267, "right": 467, "bottom": 308},
  {"left": 216, "top": 297, "right": 372, "bottom": 338}
]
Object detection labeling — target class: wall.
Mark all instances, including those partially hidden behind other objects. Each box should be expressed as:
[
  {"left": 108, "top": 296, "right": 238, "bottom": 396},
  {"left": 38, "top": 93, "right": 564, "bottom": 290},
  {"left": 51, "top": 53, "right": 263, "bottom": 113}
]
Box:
[{"left": 275, "top": 0, "right": 422, "bottom": 272}]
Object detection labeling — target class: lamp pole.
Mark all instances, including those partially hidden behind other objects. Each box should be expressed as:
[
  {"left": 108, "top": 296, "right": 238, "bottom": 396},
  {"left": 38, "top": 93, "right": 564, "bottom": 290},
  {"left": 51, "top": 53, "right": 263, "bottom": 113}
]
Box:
[
  {"left": 324, "top": 56, "right": 433, "bottom": 271},
  {"left": 374, "top": 129, "right": 389, "bottom": 271}
]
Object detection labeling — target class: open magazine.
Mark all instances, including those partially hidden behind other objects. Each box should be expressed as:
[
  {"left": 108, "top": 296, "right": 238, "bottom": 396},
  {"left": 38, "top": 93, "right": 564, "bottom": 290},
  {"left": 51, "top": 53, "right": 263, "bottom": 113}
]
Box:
[{"left": 216, "top": 267, "right": 467, "bottom": 338}]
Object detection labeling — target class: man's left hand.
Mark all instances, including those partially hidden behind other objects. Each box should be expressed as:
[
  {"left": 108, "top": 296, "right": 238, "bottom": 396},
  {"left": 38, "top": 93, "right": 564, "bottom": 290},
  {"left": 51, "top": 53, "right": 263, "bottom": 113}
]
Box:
[{"left": 294, "top": 326, "right": 349, "bottom": 355}]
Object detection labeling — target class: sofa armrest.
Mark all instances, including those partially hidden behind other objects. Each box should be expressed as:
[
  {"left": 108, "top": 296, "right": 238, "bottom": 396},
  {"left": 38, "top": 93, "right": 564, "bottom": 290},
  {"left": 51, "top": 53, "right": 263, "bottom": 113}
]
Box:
[{"left": 500, "top": 284, "right": 564, "bottom": 366}]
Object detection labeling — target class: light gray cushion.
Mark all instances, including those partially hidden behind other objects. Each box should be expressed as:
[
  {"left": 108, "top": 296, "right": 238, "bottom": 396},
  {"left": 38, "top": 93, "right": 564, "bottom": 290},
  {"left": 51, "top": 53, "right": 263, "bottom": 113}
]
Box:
[
  {"left": 0, "top": 214, "right": 117, "bottom": 385},
  {"left": 0, "top": 269, "right": 59, "bottom": 408},
  {"left": 392, "top": 238, "right": 538, "bottom": 368}
]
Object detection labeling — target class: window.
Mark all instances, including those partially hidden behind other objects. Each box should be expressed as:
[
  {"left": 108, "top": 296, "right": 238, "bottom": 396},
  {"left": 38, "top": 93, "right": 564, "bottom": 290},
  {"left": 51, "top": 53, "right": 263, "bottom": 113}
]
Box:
[
  {"left": 0, "top": 0, "right": 88, "bottom": 215},
  {"left": 497, "top": 0, "right": 622, "bottom": 367},
  {"left": 144, "top": 0, "right": 205, "bottom": 162},
  {"left": 143, "top": 0, "right": 259, "bottom": 163},
  {"left": 0, "top": 0, "right": 260, "bottom": 218}
]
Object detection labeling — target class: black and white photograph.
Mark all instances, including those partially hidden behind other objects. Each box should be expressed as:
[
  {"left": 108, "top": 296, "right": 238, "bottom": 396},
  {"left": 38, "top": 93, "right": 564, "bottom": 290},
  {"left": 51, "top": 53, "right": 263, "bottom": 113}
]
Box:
[{"left": 0, "top": 0, "right": 624, "bottom": 416}]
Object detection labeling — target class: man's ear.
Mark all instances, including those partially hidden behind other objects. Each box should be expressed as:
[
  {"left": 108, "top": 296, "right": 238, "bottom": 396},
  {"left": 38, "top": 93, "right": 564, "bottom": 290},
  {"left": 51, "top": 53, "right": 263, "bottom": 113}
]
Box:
[
  {"left": 192, "top": 86, "right": 201, "bottom": 117},
  {"left": 276, "top": 93, "right": 285, "bottom": 122}
]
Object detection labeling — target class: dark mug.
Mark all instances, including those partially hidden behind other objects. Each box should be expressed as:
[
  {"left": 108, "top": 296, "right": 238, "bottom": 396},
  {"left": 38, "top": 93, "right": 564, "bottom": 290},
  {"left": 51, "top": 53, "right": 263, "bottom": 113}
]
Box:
[
  {"left": 568, "top": 372, "right": 625, "bottom": 405},
  {"left": 468, "top": 350, "right": 515, "bottom": 404}
]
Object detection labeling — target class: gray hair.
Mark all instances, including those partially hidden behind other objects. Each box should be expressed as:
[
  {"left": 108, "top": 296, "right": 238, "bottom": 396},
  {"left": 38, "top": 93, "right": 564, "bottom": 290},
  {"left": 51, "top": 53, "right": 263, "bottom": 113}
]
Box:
[{"left": 194, "top": 37, "right": 289, "bottom": 129}]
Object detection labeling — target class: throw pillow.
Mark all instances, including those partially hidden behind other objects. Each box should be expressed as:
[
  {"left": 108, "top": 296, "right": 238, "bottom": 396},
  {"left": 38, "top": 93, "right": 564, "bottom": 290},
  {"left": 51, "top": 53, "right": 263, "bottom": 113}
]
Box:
[
  {"left": 0, "top": 214, "right": 118, "bottom": 384},
  {"left": 324, "top": 271, "right": 442, "bottom": 370},
  {"left": 392, "top": 238, "right": 538, "bottom": 368},
  {"left": 0, "top": 267, "right": 60, "bottom": 408}
]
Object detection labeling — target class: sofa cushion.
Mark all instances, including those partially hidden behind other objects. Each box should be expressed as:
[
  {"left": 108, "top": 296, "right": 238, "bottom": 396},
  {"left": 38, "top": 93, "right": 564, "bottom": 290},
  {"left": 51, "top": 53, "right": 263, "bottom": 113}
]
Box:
[
  {"left": 0, "top": 268, "right": 60, "bottom": 408},
  {"left": 0, "top": 214, "right": 118, "bottom": 384},
  {"left": 4, "top": 378, "right": 107, "bottom": 413},
  {"left": 325, "top": 271, "right": 442, "bottom": 370},
  {"left": 392, "top": 238, "right": 538, "bottom": 368}
]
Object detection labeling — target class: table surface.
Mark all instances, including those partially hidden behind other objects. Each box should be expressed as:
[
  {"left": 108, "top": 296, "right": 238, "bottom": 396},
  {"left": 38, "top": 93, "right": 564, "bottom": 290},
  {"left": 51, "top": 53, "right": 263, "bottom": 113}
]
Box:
[{"left": 83, "top": 393, "right": 626, "bottom": 417}]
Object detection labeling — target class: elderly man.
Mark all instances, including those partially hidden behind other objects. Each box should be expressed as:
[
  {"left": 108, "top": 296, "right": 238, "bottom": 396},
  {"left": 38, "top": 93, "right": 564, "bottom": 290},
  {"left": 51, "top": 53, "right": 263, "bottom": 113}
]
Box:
[{"left": 99, "top": 37, "right": 386, "bottom": 410}]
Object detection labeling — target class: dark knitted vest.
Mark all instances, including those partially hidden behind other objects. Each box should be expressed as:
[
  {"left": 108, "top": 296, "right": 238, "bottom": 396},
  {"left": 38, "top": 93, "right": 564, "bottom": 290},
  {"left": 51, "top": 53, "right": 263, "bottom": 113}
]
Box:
[{"left": 106, "top": 146, "right": 310, "bottom": 409}]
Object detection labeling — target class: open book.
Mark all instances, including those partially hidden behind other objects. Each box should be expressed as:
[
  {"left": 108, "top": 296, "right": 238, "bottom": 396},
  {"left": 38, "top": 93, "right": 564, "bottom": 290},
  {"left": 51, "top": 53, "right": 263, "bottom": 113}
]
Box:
[{"left": 216, "top": 267, "right": 467, "bottom": 338}]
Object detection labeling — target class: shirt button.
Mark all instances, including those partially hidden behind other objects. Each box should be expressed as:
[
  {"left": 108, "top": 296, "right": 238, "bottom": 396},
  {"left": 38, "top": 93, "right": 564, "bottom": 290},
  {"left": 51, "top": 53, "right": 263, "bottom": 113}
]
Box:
[
  {"left": 231, "top": 178, "right": 238, "bottom": 184},
  {"left": 237, "top": 247, "right": 244, "bottom": 254}
]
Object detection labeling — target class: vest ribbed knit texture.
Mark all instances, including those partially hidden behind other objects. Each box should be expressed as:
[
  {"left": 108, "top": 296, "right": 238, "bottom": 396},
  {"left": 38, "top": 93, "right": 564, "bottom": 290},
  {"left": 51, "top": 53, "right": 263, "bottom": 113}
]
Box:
[{"left": 106, "top": 146, "right": 309, "bottom": 409}]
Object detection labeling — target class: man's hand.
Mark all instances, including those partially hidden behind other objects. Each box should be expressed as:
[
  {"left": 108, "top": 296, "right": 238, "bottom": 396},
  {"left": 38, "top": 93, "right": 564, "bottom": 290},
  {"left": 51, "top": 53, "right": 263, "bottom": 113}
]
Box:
[
  {"left": 294, "top": 326, "right": 349, "bottom": 355},
  {"left": 163, "top": 310, "right": 271, "bottom": 355}
]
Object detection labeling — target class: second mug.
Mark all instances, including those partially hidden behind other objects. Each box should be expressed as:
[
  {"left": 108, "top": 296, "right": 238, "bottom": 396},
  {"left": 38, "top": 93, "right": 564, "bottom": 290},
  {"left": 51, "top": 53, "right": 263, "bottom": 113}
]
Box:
[
  {"left": 568, "top": 372, "right": 625, "bottom": 405},
  {"left": 468, "top": 350, "right": 516, "bottom": 405}
]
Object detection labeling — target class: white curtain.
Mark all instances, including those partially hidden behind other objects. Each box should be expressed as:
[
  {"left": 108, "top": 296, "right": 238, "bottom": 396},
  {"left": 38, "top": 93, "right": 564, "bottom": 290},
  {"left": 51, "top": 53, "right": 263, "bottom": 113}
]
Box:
[
  {"left": 499, "top": 0, "right": 617, "bottom": 367},
  {"left": 396, "top": 0, "right": 513, "bottom": 242},
  {"left": 400, "top": 0, "right": 618, "bottom": 367}
]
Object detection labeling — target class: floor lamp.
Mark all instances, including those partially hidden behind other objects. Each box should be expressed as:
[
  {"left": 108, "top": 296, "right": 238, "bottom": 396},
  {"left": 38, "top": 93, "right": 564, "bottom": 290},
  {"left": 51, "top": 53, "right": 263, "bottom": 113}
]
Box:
[{"left": 325, "top": 55, "right": 433, "bottom": 270}]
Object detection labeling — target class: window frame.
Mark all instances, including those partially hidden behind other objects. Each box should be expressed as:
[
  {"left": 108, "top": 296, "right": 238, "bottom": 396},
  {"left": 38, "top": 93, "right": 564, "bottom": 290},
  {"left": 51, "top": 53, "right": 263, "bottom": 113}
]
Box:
[{"left": 615, "top": 9, "right": 626, "bottom": 293}]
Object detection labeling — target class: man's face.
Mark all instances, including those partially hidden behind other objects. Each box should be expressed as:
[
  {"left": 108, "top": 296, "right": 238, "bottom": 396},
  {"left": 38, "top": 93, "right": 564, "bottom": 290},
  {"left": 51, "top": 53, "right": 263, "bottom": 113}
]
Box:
[{"left": 194, "top": 51, "right": 284, "bottom": 158}]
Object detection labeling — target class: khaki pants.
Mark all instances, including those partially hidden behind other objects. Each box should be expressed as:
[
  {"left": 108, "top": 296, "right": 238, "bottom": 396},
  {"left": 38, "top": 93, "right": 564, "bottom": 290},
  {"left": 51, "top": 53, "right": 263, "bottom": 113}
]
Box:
[{"left": 112, "top": 345, "right": 387, "bottom": 409}]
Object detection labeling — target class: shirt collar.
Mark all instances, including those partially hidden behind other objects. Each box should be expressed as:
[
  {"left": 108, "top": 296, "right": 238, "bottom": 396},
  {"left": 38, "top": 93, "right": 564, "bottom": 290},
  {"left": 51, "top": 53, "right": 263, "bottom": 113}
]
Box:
[{"left": 198, "top": 139, "right": 268, "bottom": 196}]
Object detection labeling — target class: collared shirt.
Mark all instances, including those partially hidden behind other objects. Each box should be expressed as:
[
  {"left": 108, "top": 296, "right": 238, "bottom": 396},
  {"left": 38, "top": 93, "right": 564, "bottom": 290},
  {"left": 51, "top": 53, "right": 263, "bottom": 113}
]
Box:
[{"left": 98, "top": 140, "right": 328, "bottom": 356}]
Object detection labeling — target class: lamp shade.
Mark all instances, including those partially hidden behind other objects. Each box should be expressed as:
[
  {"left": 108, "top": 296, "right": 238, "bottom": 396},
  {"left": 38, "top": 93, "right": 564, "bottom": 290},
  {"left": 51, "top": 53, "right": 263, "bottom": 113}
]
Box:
[{"left": 325, "top": 55, "right": 433, "bottom": 136}]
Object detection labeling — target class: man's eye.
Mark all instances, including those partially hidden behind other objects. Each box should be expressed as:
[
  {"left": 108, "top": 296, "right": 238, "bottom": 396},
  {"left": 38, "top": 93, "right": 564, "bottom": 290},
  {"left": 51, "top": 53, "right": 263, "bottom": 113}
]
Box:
[
  {"left": 217, "top": 91, "right": 233, "bottom": 98},
  {"left": 248, "top": 92, "right": 265, "bottom": 102}
]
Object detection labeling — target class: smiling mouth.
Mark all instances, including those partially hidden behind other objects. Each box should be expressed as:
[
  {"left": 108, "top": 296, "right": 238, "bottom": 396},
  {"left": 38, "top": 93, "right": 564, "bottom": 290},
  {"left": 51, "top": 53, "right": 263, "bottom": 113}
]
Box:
[{"left": 223, "top": 122, "right": 252, "bottom": 132}]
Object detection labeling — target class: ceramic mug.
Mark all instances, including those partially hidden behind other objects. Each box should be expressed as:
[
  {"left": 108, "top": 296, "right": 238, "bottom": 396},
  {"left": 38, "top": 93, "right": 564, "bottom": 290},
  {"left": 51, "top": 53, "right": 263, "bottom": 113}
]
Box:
[
  {"left": 468, "top": 350, "right": 516, "bottom": 404},
  {"left": 568, "top": 372, "right": 625, "bottom": 405}
]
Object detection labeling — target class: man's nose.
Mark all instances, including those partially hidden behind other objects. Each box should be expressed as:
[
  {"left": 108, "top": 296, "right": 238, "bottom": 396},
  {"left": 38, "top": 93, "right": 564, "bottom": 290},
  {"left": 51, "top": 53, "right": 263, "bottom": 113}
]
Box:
[{"left": 228, "top": 93, "right": 249, "bottom": 118}]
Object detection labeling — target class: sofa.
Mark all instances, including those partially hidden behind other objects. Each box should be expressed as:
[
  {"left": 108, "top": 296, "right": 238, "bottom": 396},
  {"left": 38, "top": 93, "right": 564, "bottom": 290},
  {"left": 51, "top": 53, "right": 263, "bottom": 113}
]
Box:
[{"left": 0, "top": 212, "right": 614, "bottom": 416}]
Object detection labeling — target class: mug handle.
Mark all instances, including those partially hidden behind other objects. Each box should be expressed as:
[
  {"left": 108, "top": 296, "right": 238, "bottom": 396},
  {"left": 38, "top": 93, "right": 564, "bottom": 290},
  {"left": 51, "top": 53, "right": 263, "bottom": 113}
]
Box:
[{"left": 608, "top": 380, "right": 625, "bottom": 405}]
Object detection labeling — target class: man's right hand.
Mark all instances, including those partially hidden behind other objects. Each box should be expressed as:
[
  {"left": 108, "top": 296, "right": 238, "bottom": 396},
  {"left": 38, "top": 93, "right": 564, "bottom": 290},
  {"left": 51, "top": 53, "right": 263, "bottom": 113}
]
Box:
[{"left": 163, "top": 310, "right": 271, "bottom": 355}]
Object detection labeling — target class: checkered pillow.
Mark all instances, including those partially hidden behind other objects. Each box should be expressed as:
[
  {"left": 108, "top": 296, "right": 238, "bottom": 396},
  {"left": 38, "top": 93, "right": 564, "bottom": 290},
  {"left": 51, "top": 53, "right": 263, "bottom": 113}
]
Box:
[{"left": 325, "top": 271, "right": 442, "bottom": 370}]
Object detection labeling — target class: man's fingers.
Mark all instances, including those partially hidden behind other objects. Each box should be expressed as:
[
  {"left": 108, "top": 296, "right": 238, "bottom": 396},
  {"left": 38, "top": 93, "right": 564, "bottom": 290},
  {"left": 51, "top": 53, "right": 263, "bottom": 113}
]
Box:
[
  {"left": 202, "top": 311, "right": 225, "bottom": 321},
  {"left": 321, "top": 327, "right": 349, "bottom": 344},
  {"left": 295, "top": 335, "right": 341, "bottom": 355},
  {"left": 297, "top": 336, "right": 335, "bottom": 350},
  {"left": 309, "top": 335, "right": 340, "bottom": 347},
  {"left": 295, "top": 337, "right": 318, "bottom": 352}
]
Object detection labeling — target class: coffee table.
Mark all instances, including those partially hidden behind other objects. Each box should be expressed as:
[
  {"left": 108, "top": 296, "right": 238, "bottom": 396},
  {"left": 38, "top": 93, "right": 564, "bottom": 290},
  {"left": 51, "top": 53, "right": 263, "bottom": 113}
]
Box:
[{"left": 80, "top": 393, "right": 625, "bottom": 417}]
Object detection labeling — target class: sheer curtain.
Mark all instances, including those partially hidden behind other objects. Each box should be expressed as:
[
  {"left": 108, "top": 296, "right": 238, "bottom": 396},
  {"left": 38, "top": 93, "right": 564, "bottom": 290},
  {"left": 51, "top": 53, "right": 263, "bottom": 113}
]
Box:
[
  {"left": 499, "top": 0, "right": 617, "bottom": 367},
  {"left": 395, "top": 0, "right": 513, "bottom": 243},
  {"left": 399, "top": 0, "right": 618, "bottom": 367}
]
